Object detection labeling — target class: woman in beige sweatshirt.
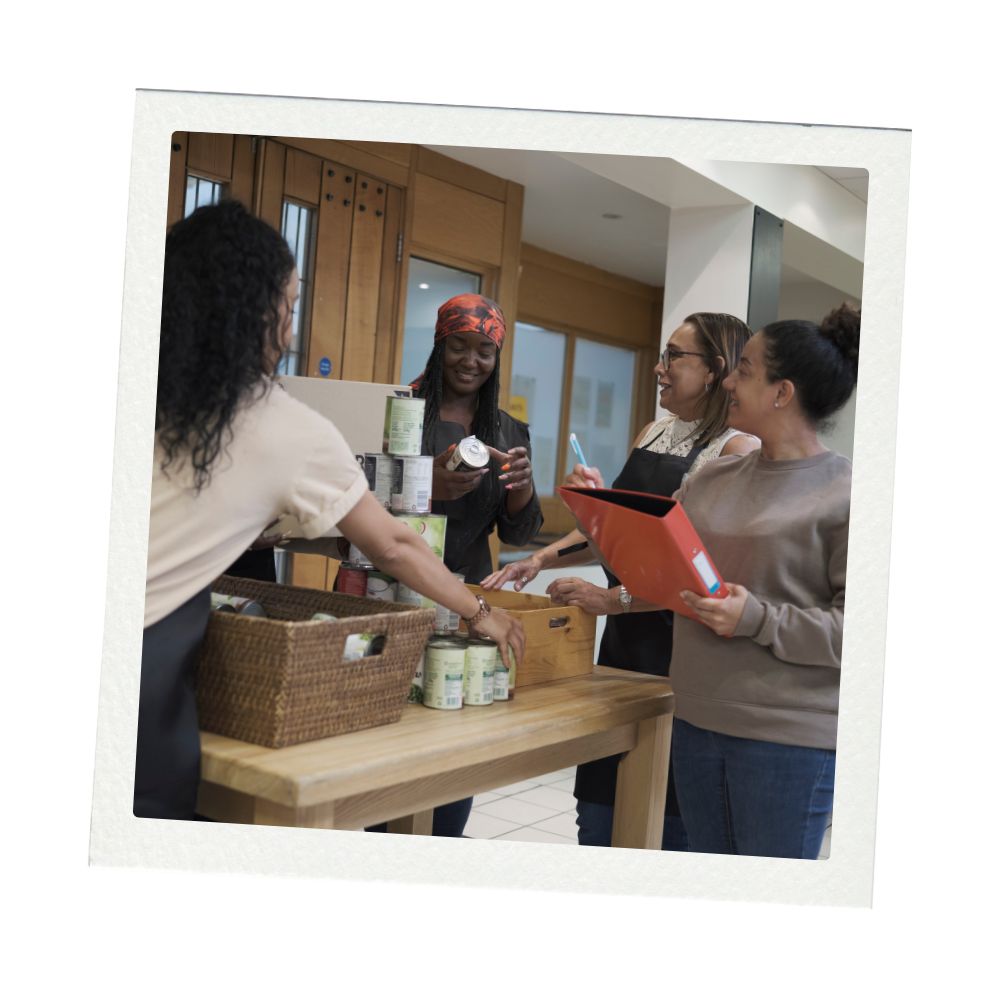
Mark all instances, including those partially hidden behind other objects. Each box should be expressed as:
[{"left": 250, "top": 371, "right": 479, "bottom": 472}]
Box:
[{"left": 669, "top": 303, "right": 860, "bottom": 859}]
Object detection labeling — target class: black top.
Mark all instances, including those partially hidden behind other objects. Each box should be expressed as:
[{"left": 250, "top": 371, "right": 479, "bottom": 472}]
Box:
[
  {"left": 574, "top": 427, "right": 706, "bottom": 805},
  {"left": 428, "top": 411, "right": 544, "bottom": 585}
]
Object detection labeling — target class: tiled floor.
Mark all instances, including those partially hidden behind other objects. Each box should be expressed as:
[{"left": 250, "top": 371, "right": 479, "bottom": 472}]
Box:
[
  {"left": 466, "top": 768, "right": 581, "bottom": 844},
  {"left": 466, "top": 767, "right": 834, "bottom": 859}
]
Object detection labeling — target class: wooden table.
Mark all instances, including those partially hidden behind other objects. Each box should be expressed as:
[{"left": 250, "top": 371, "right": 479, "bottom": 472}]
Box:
[{"left": 197, "top": 666, "right": 674, "bottom": 849}]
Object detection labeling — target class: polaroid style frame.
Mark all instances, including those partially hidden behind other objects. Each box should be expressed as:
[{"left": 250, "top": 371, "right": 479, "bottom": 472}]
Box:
[{"left": 90, "top": 90, "right": 909, "bottom": 907}]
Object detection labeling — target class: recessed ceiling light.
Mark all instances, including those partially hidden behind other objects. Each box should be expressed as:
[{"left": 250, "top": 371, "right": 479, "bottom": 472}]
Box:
[
  {"left": 418, "top": 283, "right": 430, "bottom": 289},
  {"left": 602, "top": 212, "right": 623, "bottom": 220}
]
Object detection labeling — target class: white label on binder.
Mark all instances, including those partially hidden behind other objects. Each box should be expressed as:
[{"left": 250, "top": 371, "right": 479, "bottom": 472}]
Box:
[{"left": 692, "top": 551, "right": 721, "bottom": 594}]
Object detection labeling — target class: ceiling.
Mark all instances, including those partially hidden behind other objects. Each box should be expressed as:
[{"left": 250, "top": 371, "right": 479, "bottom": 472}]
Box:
[
  {"left": 816, "top": 166, "right": 869, "bottom": 202},
  {"left": 429, "top": 145, "right": 867, "bottom": 290}
]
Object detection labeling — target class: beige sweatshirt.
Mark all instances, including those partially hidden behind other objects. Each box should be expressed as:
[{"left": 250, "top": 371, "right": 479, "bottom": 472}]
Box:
[{"left": 670, "top": 450, "right": 852, "bottom": 750}]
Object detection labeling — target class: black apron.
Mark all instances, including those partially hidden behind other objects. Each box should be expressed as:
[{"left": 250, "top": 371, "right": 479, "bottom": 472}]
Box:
[
  {"left": 133, "top": 585, "right": 212, "bottom": 820},
  {"left": 574, "top": 429, "right": 705, "bottom": 807}
]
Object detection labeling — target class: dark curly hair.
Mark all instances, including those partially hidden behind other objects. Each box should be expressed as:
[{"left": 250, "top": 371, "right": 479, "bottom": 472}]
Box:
[
  {"left": 156, "top": 200, "right": 295, "bottom": 491},
  {"left": 760, "top": 302, "right": 861, "bottom": 428}
]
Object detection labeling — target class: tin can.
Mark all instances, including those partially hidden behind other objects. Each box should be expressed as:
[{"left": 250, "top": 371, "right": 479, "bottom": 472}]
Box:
[
  {"left": 493, "top": 664, "right": 510, "bottom": 701},
  {"left": 494, "top": 646, "right": 517, "bottom": 700},
  {"left": 445, "top": 435, "right": 490, "bottom": 472},
  {"left": 211, "top": 593, "right": 267, "bottom": 617},
  {"left": 391, "top": 455, "right": 433, "bottom": 514},
  {"left": 464, "top": 639, "right": 496, "bottom": 706},
  {"left": 357, "top": 452, "right": 394, "bottom": 509},
  {"left": 434, "top": 573, "right": 465, "bottom": 633},
  {"left": 423, "top": 637, "right": 468, "bottom": 710},
  {"left": 335, "top": 563, "right": 368, "bottom": 596},
  {"left": 408, "top": 650, "right": 425, "bottom": 704},
  {"left": 365, "top": 571, "right": 397, "bottom": 603},
  {"left": 392, "top": 513, "right": 447, "bottom": 560},
  {"left": 348, "top": 541, "right": 375, "bottom": 568},
  {"left": 395, "top": 582, "right": 435, "bottom": 610},
  {"left": 342, "top": 632, "right": 384, "bottom": 661},
  {"left": 383, "top": 396, "right": 425, "bottom": 456},
  {"left": 506, "top": 645, "right": 517, "bottom": 699}
]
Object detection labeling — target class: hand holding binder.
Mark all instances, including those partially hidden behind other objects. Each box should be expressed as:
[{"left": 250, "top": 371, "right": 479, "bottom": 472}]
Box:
[{"left": 557, "top": 486, "right": 728, "bottom": 620}]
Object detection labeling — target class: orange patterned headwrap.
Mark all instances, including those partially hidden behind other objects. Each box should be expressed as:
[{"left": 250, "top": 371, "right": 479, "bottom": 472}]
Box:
[{"left": 434, "top": 293, "right": 506, "bottom": 348}]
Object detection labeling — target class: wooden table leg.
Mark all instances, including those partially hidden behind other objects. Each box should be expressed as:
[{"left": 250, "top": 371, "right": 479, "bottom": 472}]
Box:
[
  {"left": 386, "top": 810, "right": 435, "bottom": 836},
  {"left": 611, "top": 713, "right": 672, "bottom": 849}
]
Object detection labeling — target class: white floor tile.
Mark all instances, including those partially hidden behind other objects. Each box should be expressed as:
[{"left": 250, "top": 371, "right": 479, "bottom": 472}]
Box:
[
  {"left": 530, "top": 811, "right": 581, "bottom": 840},
  {"left": 495, "top": 827, "right": 577, "bottom": 845},
  {"left": 464, "top": 811, "right": 522, "bottom": 839},
  {"left": 549, "top": 777, "right": 577, "bottom": 793},
  {"left": 487, "top": 779, "right": 541, "bottom": 797},
  {"left": 510, "top": 785, "right": 578, "bottom": 813},
  {"left": 475, "top": 797, "right": 562, "bottom": 826},
  {"left": 472, "top": 791, "right": 502, "bottom": 806}
]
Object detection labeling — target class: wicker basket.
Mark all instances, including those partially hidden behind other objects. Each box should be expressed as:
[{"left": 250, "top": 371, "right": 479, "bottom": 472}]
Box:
[{"left": 196, "top": 575, "right": 436, "bottom": 748}]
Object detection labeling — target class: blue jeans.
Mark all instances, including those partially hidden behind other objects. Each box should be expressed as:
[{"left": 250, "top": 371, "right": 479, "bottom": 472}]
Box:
[
  {"left": 670, "top": 718, "right": 834, "bottom": 859},
  {"left": 576, "top": 799, "right": 689, "bottom": 851}
]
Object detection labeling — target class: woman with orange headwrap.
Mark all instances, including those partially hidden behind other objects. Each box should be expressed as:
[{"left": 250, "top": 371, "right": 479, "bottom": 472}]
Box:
[
  {"left": 392, "top": 294, "right": 543, "bottom": 838},
  {"left": 412, "top": 293, "right": 543, "bottom": 586}
]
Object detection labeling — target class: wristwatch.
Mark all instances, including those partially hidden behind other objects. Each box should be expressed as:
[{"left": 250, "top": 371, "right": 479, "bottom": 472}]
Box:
[
  {"left": 463, "top": 594, "right": 493, "bottom": 630},
  {"left": 618, "top": 585, "right": 633, "bottom": 614}
]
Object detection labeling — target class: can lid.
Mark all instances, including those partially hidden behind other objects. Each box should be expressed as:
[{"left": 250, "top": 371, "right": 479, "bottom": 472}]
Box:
[
  {"left": 466, "top": 637, "right": 498, "bottom": 647},
  {"left": 428, "top": 636, "right": 469, "bottom": 648},
  {"left": 458, "top": 436, "right": 489, "bottom": 467}
]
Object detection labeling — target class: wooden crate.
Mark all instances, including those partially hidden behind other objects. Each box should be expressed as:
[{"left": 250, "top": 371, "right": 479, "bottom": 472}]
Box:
[{"left": 462, "top": 585, "right": 595, "bottom": 687}]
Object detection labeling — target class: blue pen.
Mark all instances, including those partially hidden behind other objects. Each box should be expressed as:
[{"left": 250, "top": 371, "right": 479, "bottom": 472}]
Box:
[{"left": 569, "top": 432, "right": 588, "bottom": 468}]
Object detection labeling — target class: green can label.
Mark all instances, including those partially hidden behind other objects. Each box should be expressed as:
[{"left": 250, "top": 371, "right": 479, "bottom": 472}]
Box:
[
  {"left": 464, "top": 640, "right": 496, "bottom": 706},
  {"left": 384, "top": 396, "right": 425, "bottom": 457},
  {"left": 423, "top": 640, "right": 467, "bottom": 710}
]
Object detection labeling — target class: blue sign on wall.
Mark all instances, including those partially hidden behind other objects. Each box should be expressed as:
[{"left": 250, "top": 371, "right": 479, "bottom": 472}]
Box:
[{"left": 318, "top": 357, "right": 332, "bottom": 377}]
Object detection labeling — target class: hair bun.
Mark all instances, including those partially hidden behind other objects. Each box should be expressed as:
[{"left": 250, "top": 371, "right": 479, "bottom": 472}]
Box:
[{"left": 820, "top": 302, "right": 861, "bottom": 368}]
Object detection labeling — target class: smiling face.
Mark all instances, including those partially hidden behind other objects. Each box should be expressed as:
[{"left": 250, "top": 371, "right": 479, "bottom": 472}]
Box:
[
  {"left": 441, "top": 331, "right": 498, "bottom": 399},
  {"left": 654, "top": 322, "right": 714, "bottom": 421},
  {"left": 721, "top": 331, "right": 779, "bottom": 434}
]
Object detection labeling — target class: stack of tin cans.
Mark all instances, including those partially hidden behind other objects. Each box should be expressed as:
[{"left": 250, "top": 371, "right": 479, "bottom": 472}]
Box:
[
  {"left": 335, "top": 394, "right": 515, "bottom": 713},
  {"left": 411, "top": 635, "right": 515, "bottom": 709},
  {"left": 337, "top": 392, "right": 452, "bottom": 618}
]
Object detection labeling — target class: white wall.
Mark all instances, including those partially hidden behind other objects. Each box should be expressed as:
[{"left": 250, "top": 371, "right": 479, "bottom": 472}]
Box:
[
  {"left": 777, "top": 277, "right": 860, "bottom": 462},
  {"left": 661, "top": 205, "right": 755, "bottom": 341},
  {"left": 778, "top": 277, "right": 858, "bottom": 325}
]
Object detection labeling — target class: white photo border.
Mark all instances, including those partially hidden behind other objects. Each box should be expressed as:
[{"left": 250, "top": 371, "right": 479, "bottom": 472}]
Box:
[{"left": 90, "top": 90, "right": 909, "bottom": 908}]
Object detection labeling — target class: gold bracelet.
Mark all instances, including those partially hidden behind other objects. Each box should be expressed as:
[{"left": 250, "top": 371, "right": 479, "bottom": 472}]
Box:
[{"left": 463, "top": 594, "right": 492, "bottom": 630}]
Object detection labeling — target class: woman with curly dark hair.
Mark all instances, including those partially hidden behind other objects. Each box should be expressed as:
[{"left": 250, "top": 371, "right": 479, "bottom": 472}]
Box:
[
  {"left": 670, "top": 303, "right": 861, "bottom": 858},
  {"left": 138, "top": 202, "right": 525, "bottom": 821}
]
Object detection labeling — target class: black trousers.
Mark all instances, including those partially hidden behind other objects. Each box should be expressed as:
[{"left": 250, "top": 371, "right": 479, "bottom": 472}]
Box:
[{"left": 133, "top": 587, "right": 211, "bottom": 820}]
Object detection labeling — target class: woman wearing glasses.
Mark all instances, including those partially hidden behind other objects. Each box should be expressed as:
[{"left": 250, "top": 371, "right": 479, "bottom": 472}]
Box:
[{"left": 482, "top": 313, "right": 757, "bottom": 849}]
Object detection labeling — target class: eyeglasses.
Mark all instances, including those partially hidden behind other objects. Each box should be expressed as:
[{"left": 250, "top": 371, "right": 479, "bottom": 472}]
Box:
[{"left": 659, "top": 347, "right": 709, "bottom": 369}]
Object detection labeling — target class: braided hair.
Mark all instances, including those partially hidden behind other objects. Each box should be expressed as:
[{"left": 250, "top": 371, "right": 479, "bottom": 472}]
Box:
[{"left": 413, "top": 338, "right": 504, "bottom": 510}]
